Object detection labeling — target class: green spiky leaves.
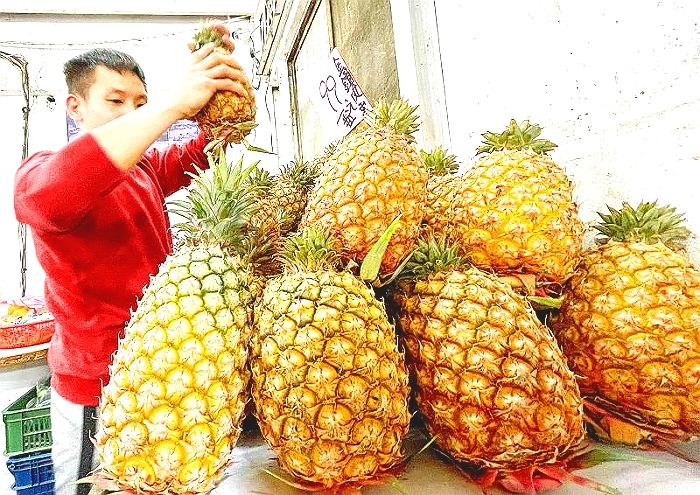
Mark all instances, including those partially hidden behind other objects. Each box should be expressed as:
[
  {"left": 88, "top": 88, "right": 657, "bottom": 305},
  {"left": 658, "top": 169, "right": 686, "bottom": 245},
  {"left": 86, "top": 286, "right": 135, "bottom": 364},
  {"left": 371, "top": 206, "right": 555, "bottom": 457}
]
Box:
[
  {"left": 399, "top": 234, "right": 467, "bottom": 280},
  {"left": 191, "top": 24, "right": 231, "bottom": 53},
  {"left": 477, "top": 119, "right": 557, "bottom": 156},
  {"left": 278, "top": 158, "right": 321, "bottom": 188},
  {"left": 420, "top": 147, "right": 460, "bottom": 176},
  {"left": 594, "top": 201, "right": 691, "bottom": 250},
  {"left": 366, "top": 98, "right": 420, "bottom": 139},
  {"left": 281, "top": 225, "right": 341, "bottom": 273},
  {"left": 168, "top": 146, "right": 259, "bottom": 250}
]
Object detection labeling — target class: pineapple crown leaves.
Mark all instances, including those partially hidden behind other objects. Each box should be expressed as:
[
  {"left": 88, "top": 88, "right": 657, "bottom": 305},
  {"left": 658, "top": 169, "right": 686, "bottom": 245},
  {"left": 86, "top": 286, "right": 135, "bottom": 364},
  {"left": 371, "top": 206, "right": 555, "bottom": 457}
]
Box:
[
  {"left": 277, "top": 158, "right": 321, "bottom": 188},
  {"left": 594, "top": 200, "right": 692, "bottom": 250},
  {"left": 420, "top": 147, "right": 460, "bottom": 176},
  {"left": 191, "top": 22, "right": 231, "bottom": 52},
  {"left": 365, "top": 98, "right": 420, "bottom": 140},
  {"left": 476, "top": 119, "right": 557, "bottom": 156},
  {"left": 168, "top": 146, "right": 261, "bottom": 252},
  {"left": 247, "top": 166, "right": 273, "bottom": 190},
  {"left": 281, "top": 225, "right": 342, "bottom": 273},
  {"left": 397, "top": 233, "right": 467, "bottom": 280}
]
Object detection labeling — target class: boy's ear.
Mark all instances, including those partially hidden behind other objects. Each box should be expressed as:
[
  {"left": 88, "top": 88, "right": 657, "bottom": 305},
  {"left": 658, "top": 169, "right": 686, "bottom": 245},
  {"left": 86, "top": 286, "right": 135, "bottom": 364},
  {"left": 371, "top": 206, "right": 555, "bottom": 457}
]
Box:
[{"left": 66, "top": 94, "right": 83, "bottom": 123}]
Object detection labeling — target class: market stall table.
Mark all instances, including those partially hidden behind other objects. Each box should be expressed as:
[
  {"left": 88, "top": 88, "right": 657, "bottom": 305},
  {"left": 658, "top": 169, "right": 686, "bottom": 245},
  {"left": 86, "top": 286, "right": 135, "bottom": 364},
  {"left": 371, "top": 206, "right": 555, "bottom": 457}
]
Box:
[{"left": 214, "top": 427, "right": 700, "bottom": 495}]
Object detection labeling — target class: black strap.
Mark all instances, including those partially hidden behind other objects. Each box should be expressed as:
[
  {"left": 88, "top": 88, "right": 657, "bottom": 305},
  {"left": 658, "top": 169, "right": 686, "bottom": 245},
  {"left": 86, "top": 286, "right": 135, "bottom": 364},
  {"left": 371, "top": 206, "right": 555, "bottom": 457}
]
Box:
[{"left": 76, "top": 405, "right": 98, "bottom": 495}]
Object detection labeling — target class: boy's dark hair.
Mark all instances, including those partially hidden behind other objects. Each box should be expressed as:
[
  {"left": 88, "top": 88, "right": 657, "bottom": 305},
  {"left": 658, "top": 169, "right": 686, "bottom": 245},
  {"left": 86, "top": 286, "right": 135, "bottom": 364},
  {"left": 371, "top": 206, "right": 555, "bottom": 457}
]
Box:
[{"left": 64, "top": 48, "right": 147, "bottom": 97}]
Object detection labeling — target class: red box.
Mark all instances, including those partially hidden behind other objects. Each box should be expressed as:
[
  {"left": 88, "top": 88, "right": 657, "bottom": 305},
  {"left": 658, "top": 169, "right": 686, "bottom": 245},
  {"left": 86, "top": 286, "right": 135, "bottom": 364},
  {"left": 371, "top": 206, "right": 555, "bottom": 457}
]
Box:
[{"left": 0, "top": 320, "right": 55, "bottom": 349}]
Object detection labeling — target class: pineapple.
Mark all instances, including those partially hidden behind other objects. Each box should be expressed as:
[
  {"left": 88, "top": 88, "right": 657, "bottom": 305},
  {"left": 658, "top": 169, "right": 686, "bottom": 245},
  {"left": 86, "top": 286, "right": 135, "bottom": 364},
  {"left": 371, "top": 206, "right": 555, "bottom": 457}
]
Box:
[
  {"left": 552, "top": 201, "right": 700, "bottom": 446},
  {"left": 392, "top": 236, "right": 588, "bottom": 491},
  {"left": 251, "top": 226, "right": 411, "bottom": 490},
  {"left": 191, "top": 24, "right": 256, "bottom": 146},
  {"left": 421, "top": 147, "right": 461, "bottom": 233},
  {"left": 300, "top": 98, "right": 428, "bottom": 277},
  {"left": 253, "top": 158, "right": 321, "bottom": 235},
  {"left": 444, "top": 120, "right": 584, "bottom": 288},
  {"left": 91, "top": 149, "right": 262, "bottom": 494}
]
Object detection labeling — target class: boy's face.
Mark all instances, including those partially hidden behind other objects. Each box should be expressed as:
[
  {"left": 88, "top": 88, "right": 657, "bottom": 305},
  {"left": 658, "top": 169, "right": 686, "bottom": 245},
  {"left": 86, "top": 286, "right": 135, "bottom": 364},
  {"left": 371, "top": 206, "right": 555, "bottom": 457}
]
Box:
[{"left": 67, "top": 66, "right": 147, "bottom": 131}]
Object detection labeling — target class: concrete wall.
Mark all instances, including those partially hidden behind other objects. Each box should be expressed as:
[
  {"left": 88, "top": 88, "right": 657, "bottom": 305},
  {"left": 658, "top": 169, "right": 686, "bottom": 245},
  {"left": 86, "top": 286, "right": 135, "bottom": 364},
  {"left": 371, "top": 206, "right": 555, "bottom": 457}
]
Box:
[
  {"left": 0, "top": 14, "right": 273, "bottom": 300},
  {"left": 421, "top": 0, "right": 700, "bottom": 261},
  {"left": 329, "top": 0, "right": 400, "bottom": 105}
]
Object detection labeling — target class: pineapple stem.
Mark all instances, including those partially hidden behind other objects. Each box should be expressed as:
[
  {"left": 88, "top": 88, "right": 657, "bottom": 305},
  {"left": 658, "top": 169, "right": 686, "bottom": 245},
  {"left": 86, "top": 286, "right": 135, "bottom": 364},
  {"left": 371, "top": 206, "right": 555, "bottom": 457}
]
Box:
[
  {"left": 476, "top": 119, "right": 557, "bottom": 156},
  {"left": 594, "top": 200, "right": 691, "bottom": 250}
]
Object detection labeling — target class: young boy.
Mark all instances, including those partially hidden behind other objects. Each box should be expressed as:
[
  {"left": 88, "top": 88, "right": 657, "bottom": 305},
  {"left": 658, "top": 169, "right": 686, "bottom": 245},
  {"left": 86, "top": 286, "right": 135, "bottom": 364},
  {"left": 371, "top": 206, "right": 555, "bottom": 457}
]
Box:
[{"left": 14, "top": 25, "right": 250, "bottom": 495}]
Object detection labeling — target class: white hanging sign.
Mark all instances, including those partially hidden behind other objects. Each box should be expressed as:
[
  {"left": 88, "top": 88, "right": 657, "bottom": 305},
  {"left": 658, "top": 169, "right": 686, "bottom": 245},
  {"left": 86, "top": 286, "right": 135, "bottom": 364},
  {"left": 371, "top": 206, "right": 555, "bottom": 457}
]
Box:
[{"left": 314, "top": 48, "right": 372, "bottom": 139}]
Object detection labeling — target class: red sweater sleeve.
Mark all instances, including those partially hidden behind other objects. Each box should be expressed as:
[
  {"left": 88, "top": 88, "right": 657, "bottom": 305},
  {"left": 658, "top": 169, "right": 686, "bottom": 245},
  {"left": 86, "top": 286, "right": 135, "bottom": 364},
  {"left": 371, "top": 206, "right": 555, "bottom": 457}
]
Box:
[
  {"left": 15, "top": 133, "right": 127, "bottom": 232},
  {"left": 142, "top": 131, "right": 209, "bottom": 197}
]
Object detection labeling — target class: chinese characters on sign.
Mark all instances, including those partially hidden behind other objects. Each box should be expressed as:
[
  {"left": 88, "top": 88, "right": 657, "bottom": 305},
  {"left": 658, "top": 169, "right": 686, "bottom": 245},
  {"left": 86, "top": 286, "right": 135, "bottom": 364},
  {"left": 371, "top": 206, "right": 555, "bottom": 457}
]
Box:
[{"left": 315, "top": 48, "right": 372, "bottom": 138}]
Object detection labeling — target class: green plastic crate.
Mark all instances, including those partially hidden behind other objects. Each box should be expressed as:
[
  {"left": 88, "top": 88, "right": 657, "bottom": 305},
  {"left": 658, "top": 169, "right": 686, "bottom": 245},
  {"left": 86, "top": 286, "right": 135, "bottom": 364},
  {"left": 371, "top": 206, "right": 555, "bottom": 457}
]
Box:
[{"left": 2, "top": 377, "right": 52, "bottom": 456}]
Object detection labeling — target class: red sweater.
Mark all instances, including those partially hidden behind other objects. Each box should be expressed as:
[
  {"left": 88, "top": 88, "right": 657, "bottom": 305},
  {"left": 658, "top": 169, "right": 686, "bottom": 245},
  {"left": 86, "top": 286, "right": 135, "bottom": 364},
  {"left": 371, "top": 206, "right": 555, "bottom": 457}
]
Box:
[{"left": 14, "top": 132, "right": 209, "bottom": 406}]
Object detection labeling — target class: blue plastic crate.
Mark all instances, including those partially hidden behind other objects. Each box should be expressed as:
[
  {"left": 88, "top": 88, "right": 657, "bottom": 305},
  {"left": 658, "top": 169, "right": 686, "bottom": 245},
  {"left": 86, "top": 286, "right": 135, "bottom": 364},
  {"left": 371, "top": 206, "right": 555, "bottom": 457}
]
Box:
[
  {"left": 13, "top": 480, "right": 54, "bottom": 495},
  {"left": 6, "top": 450, "right": 54, "bottom": 490}
]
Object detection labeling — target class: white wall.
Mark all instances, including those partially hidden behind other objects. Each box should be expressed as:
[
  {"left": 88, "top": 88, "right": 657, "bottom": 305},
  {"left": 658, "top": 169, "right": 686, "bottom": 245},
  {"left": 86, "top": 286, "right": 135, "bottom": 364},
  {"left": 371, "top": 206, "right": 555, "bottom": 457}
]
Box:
[
  {"left": 0, "top": 15, "right": 276, "bottom": 300},
  {"left": 416, "top": 0, "right": 700, "bottom": 261}
]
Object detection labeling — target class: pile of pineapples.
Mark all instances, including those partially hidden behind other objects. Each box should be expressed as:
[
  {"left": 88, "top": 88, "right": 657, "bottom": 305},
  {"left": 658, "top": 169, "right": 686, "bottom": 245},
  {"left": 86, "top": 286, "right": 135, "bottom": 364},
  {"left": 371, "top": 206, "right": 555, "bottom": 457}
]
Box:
[{"left": 86, "top": 27, "right": 700, "bottom": 495}]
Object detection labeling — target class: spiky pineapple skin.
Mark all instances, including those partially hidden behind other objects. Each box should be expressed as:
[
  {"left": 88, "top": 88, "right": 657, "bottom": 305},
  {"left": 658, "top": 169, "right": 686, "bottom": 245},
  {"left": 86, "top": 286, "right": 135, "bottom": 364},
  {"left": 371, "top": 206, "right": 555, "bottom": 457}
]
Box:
[
  {"left": 553, "top": 240, "right": 700, "bottom": 434},
  {"left": 424, "top": 174, "right": 464, "bottom": 233},
  {"left": 393, "top": 268, "right": 585, "bottom": 468},
  {"left": 251, "top": 270, "right": 411, "bottom": 487},
  {"left": 196, "top": 86, "right": 256, "bottom": 144},
  {"left": 255, "top": 181, "right": 309, "bottom": 234},
  {"left": 300, "top": 129, "right": 428, "bottom": 275},
  {"left": 446, "top": 149, "right": 583, "bottom": 285},
  {"left": 95, "top": 245, "right": 255, "bottom": 494}
]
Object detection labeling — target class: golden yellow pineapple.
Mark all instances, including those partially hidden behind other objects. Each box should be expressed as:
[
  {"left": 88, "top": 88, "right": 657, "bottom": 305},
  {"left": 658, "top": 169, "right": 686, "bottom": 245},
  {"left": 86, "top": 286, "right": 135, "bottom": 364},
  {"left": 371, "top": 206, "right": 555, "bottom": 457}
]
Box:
[
  {"left": 392, "top": 236, "right": 589, "bottom": 492},
  {"left": 251, "top": 226, "right": 411, "bottom": 490},
  {"left": 421, "top": 147, "right": 462, "bottom": 233},
  {"left": 300, "top": 99, "right": 428, "bottom": 277},
  {"left": 445, "top": 120, "right": 584, "bottom": 288},
  {"left": 191, "top": 24, "right": 256, "bottom": 145},
  {"left": 90, "top": 149, "right": 262, "bottom": 494},
  {"left": 552, "top": 201, "right": 700, "bottom": 446}
]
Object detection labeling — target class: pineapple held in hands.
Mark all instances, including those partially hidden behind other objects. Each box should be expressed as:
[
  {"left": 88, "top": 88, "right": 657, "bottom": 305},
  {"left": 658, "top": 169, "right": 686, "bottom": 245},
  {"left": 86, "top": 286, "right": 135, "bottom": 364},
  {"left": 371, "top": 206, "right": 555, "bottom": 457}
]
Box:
[
  {"left": 251, "top": 226, "right": 411, "bottom": 490},
  {"left": 300, "top": 99, "right": 428, "bottom": 277},
  {"left": 191, "top": 24, "right": 256, "bottom": 146},
  {"left": 553, "top": 201, "right": 700, "bottom": 447},
  {"left": 445, "top": 120, "right": 584, "bottom": 289},
  {"left": 91, "top": 149, "right": 261, "bottom": 494}
]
